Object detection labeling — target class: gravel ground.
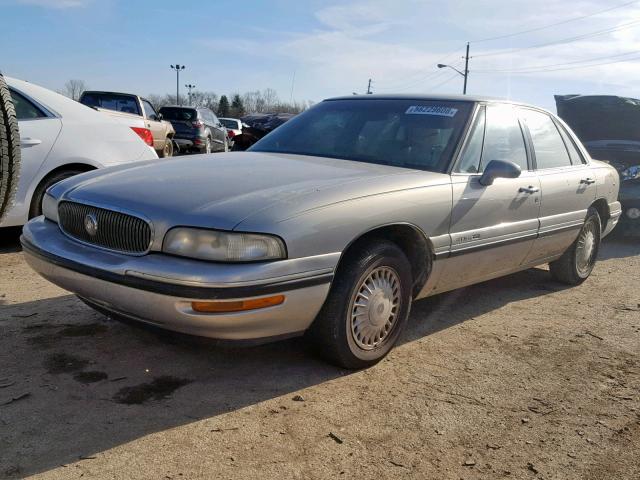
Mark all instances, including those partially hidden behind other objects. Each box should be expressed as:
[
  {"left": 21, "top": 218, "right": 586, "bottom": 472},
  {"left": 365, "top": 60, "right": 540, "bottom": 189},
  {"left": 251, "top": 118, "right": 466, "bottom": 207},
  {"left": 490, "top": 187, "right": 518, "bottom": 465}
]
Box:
[{"left": 0, "top": 227, "right": 638, "bottom": 480}]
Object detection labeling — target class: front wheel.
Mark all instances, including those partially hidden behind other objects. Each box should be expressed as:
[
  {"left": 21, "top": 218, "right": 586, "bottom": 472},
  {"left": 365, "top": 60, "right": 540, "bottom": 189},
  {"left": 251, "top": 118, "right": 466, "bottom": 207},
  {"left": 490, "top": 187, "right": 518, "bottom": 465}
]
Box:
[
  {"left": 223, "top": 137, "right": 229, "bottom": 152},
  {"left": 549, "top": 207, "right": 601, "bottom": 285},
  {"left": 307, "top": 240, "right": 413, "bottom": 369}
]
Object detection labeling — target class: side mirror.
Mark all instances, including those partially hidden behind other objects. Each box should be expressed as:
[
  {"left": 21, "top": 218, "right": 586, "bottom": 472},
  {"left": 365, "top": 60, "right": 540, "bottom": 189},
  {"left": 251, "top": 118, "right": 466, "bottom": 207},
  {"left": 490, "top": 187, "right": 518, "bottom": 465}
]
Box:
[
  {"left": 479, "top": 160, "right": 522, "bottom": 186},
  {"left": 157, "top": 113, "right": 163, "bottom": 120}
]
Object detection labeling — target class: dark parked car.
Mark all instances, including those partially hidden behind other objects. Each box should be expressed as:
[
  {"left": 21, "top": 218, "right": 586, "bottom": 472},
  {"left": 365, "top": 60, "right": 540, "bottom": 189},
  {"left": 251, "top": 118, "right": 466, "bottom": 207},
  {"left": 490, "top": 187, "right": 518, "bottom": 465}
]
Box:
[
  {"left": 232, "top": 113, "right": 295, "bottom": 151},
  {"left": 555, "top": 95, "right": 640, "bottom": 235},
  {"left": 158, "top": 106, "right": 229, "bottom": 154}
]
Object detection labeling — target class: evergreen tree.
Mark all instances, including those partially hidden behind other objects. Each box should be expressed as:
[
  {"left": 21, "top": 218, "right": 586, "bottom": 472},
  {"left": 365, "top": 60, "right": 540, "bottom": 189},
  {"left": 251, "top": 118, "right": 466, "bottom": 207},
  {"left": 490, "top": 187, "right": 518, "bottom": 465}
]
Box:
[
  {"left": 230, "top": 94, "right": 245, "bottom": 117},
  {"left": 217, "top": 95, "right": 230, "bottom": 117}
]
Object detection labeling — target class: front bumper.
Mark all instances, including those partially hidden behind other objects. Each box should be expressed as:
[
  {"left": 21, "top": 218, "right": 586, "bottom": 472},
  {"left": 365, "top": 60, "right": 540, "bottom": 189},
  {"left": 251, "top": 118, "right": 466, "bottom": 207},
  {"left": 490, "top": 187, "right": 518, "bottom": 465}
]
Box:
[
  {"left": 21, "top": 218, "right": 334, "bottom": 341},
  {"left": 617, "top": 184, "right": 640, "bottom": 235}
]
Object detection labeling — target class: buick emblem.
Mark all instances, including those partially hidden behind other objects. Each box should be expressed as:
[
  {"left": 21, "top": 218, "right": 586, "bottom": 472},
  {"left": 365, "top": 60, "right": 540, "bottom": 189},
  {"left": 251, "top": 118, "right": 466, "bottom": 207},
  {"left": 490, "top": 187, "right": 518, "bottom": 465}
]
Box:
[{"left": 84, "top": 213, "right": 98, "bottom": 236}]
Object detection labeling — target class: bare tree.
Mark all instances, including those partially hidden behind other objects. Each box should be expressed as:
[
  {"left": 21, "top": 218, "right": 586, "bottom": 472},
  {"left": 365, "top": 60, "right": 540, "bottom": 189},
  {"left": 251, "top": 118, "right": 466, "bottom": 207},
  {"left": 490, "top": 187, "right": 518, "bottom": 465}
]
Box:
[{"left": 63, "top": 79, "right": 87, "bottom": 101}]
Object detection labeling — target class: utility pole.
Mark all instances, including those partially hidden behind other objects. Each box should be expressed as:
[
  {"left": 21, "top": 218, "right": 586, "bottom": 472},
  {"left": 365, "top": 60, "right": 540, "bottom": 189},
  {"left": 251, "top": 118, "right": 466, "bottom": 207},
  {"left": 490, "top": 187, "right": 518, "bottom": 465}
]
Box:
[
  {"left": 185, "top": 84, "right": 196, "bottom": 106},
  {"left": 463, "top": 42, "right": 470, "bottom": 95},
  {"left": 170, "top": 64, "right": 185, "bottom": 105},
  {"left": 366, "top": 78, "right": 373, "bottom": 94}
]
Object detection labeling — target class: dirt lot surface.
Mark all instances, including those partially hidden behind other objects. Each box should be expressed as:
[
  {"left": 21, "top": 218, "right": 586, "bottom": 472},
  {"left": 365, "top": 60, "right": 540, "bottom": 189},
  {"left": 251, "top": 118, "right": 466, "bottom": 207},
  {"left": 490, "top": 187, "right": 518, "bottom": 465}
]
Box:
[{"left": 0, "top": 227, "right": 638, "bottom": 480}]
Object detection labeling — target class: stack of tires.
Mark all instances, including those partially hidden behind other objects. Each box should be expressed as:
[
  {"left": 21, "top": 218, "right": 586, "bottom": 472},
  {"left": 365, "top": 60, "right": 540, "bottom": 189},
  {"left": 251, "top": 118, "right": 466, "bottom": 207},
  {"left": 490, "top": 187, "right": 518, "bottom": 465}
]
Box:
[{"left": 0, "top": 74, "right": 20, "bottom": 222}]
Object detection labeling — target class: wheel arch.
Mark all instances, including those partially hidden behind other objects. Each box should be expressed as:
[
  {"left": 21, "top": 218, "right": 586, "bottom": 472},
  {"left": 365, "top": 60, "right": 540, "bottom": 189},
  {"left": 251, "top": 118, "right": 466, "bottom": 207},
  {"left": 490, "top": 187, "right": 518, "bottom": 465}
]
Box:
[
  {"left": 590, "top": 198, "right": 610, "bottom": 230},
  {"left": 337, "top": 223, "right": 434, "bottom": 298},
  {"left": 29, "top": 163, "right": 96, "bottom": 215}
]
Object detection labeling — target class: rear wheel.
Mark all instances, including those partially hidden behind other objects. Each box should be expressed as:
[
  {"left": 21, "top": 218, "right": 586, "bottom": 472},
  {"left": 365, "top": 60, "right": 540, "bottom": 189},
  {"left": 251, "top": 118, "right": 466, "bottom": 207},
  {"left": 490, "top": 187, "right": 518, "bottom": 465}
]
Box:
[
  {"left": 159, "top": 138, "right": 173, "bottom": 158},
  {"left": 29, "top": 170, "right": 84, "bottom": 218},
  {"left": 549, "top": 207, "right": 601, "bottom": 285},
  {"left": 307, "top": 240, "right": 412, "bottom": 369},
  {"left": 0, "top": 74, "right": 20, "bottom": 222},
  {"left": 205, "top": 136, "right": 212, "bottom": 154}
]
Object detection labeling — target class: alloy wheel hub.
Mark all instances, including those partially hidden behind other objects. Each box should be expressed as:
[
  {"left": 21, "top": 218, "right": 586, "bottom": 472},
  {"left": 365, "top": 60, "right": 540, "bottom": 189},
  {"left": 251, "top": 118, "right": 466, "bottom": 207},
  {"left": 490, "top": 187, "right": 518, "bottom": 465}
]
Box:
[{"left": 350, "top": 267, "right": 400, "bottom": 351}]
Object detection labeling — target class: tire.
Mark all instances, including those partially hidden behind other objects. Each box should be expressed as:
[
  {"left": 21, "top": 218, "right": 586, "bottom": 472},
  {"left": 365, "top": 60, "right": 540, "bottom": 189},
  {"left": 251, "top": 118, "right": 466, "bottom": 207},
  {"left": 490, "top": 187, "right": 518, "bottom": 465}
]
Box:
[
  {"left": 307, "top": 240, "right": 413, "bottom": 369},
  {"left": 223, "top": 137, "right": 229, "bottom": 152},
  {"left": 205, "top": 136, "right": 212, "bottom": 154},
  {"left": 549, "top": 207, "right": 601, "bottom": 285},
  {"left": 0, "top": 74, "right": 21, "bottom": 223},
  {"left": 29, "top": 170, "right": 84, "bottom": 218},
  {"left": 159, "top": 138, "right": 173, "bottom": 158}
]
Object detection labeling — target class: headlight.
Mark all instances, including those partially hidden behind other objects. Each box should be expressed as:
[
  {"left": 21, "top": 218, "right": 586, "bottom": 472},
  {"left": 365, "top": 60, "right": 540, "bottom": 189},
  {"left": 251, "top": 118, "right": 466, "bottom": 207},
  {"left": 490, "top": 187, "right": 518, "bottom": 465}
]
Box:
[
  {"left": 621, "top": 165, "right": 640, "bottom": 181},
  {"left": 42, "top": 192, "right": 59, "bottom": 223},
  {"left": 163, "top": 228, "right": 286, "bottom": 262}
]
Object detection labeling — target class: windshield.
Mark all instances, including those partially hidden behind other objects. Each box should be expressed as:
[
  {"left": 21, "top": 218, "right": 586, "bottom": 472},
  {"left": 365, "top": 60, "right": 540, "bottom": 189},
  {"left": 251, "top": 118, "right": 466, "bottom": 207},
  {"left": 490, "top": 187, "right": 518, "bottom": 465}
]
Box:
[
  {"left": 250, "top": 99, "right": 473, "bottom": 171},
  {"left": 80, "top": 92, "right": 140, "bottom": 116},
  {"left": 220, "top": 118, "right": 239, "bottom": 129},
  {"left": 159, "top": 107, "right": 197, "bottom": 121}
]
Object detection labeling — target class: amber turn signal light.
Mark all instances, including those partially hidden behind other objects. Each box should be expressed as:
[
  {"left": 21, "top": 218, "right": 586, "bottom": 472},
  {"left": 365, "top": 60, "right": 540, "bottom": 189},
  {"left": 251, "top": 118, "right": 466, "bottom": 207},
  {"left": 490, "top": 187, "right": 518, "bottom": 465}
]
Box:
[{"left": 191, "top": 295, "right": 285, "bottom": 313}]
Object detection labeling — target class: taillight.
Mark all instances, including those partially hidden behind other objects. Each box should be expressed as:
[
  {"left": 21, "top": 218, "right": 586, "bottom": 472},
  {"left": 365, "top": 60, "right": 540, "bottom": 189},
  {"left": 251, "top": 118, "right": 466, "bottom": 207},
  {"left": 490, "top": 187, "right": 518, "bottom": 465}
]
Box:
[
  {"left": 131, "top": 127, "right": 154, "bottom": 146},
  {"left": 192, "top": 120, "right": 204, "bottom": 128},
  {"left": 227, "top": 130, "right": 236, "bottom": 138}
]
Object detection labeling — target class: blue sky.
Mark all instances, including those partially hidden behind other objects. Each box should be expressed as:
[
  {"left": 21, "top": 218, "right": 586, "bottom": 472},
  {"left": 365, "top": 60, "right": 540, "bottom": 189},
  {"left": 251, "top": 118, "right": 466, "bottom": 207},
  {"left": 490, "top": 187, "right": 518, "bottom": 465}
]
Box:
[{"left": 1, "top": 0, "right": 638, "bottom": 111}]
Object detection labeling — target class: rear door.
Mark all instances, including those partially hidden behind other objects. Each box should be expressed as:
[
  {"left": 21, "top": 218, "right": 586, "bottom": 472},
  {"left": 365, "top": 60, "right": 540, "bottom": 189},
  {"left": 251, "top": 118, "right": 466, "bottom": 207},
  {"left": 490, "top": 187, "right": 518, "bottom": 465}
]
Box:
[
  {"left": 435, "top": 104, "right": 541, "bottom": 291},
  {"left": 519, "top": 108, "right": 596, "bottom": 262},
  {"left": 141, "top": 99, "right": 164, "bottom": 151},
  {"left": 1, "top": 88, "right": 62, "bottom": 226}
]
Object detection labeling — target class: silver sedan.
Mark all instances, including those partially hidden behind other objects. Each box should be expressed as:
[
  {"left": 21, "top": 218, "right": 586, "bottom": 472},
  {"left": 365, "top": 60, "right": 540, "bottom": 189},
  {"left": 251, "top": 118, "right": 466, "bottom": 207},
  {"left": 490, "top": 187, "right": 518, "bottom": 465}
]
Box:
[{"left": 22, "top": 95, "right": 622, "bottom": 368}]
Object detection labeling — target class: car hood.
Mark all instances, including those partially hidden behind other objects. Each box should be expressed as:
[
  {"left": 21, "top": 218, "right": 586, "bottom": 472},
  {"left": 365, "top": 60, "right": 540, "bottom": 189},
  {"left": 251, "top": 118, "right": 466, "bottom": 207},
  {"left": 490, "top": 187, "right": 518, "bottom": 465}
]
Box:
[
  {"left": 56, "top": 152, "right": 437, "bottom": 233},
  {"left": 555, "top": 94, "right": 640, "bottom": 143}
]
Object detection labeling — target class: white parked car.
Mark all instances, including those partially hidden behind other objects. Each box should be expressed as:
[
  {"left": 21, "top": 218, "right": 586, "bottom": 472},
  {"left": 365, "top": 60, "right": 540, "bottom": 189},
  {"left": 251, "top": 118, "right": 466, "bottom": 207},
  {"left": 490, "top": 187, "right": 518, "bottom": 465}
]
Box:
[{"left": 0, "top": 77, "right": 158, "bottom": 228}]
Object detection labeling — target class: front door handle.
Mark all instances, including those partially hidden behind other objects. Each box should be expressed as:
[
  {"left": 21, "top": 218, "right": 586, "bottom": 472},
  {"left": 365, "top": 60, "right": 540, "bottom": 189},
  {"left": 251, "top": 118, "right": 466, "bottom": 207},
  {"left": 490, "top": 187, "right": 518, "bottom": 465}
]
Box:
[
  {"left": 580, "top": 177, "right": 596, "bottom": 185},
  {"left": 519, "top": 185, "right": 540, "bottom": 194},
  {"left": 21, "top": 137, "right": 42, "bottom": 146}
]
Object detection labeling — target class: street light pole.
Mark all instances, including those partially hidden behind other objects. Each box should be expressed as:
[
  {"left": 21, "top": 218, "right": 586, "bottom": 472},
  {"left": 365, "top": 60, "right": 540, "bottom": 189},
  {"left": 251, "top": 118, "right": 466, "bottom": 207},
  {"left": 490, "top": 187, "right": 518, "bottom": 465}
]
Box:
[
  {"left": 185, "top": 84, "right": 196, "bottom": 106},
  {"left": 170, "top": 64, "right": 185, "bottom": 105},
  {"left": 437, "top": 43, "right": 470, "bottom": 95}
]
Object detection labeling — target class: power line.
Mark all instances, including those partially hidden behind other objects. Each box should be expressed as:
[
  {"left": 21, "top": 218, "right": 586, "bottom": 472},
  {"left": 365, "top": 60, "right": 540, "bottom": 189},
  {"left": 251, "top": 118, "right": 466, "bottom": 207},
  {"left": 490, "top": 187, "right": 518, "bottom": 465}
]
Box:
[
  {"left": 375, "top": 49, "right": 464, "bottom": 91},
  {"left": 473, "top": 18, "right": 640, "bottom": 58},
  {"left": 474, "top": 49, "right": 640, "bottom": 73},
  {"left": 425, "top": 72, "right": 460, "bottom": 91},
  {"left": 471, "top": 0, "right": 637, "bottom": 43},
  {"left": 475, "top": 53, "right": 640, "bottom": 74}
]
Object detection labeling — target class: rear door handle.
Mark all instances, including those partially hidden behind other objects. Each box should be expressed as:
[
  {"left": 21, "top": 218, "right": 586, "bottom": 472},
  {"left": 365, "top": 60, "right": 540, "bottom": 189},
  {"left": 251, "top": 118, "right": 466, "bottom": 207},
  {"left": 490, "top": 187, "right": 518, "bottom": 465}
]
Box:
[
  {"left": 21, "top": 137, "right": 42, "bottom": 146},
  {"left": 580, "top": 178, "right": 596, "bottom": 185},
  {"left": 519, "top": 185, "right": 540, "bottom": 194}
]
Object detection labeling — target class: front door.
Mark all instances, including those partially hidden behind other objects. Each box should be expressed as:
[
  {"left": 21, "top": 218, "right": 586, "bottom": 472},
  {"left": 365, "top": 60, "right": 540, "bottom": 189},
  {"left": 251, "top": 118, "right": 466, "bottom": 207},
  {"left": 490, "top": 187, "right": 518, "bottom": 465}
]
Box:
[{"left": 434, "top": 104, "right": 541, "bottom": 292}]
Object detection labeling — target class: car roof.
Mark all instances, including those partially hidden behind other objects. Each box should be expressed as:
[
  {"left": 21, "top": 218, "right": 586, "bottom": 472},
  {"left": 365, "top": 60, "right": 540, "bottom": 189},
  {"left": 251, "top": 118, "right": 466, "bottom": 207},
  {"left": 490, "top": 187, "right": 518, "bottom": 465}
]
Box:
[
  {"left": 160, "top": 105, "right": 198, "bottom": 109},
  {"left": 324, "top": 93, "right": 531, "bottom": 106},
  {"left": 81, "top": 90, "right": 138, "bottom": 97},
  {"left": 6, "top": 77, "right": 127, "bottom": 121}
]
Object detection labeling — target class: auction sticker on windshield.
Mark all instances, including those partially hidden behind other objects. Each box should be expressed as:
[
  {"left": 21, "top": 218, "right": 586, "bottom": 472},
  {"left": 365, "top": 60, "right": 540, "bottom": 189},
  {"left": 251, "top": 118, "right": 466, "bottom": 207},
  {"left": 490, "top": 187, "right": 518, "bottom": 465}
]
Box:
[{"left": 405, "top": 105, "right": 458, "bottom": 117}]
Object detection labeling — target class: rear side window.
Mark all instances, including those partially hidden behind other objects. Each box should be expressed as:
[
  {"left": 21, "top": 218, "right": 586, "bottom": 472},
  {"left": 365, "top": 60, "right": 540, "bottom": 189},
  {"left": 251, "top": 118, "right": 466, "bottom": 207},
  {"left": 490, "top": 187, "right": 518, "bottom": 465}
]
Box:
[
  {"left": 481, "top": 105, "right": 528, "bottom": 171},
  {"left": 80, "top": 93, "right": 141, "bottom": 116},
  {"left": 10, "top": 89, "right": 46, "bottom": 120},
  {"left": 520, "top": 109, "right": 572, "bottom": 169}
]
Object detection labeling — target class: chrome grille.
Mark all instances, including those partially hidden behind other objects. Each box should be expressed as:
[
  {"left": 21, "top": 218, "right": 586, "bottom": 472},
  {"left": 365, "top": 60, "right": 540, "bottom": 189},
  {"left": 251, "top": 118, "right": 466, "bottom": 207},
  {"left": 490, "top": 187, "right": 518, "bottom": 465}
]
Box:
[{"left": 58, "top": 201, "right": 152, "bottom": 254}]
